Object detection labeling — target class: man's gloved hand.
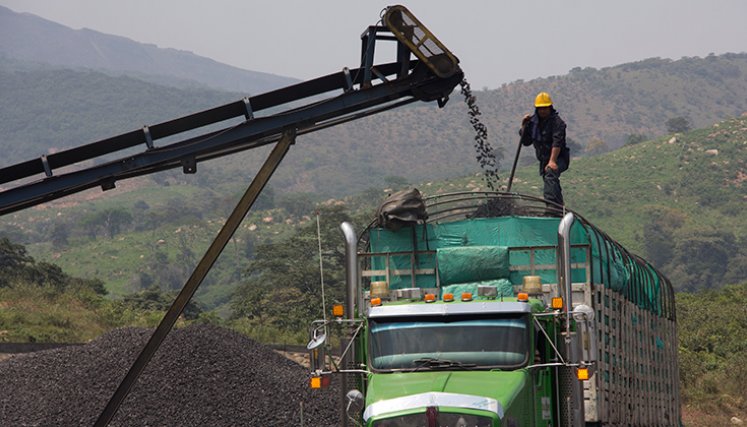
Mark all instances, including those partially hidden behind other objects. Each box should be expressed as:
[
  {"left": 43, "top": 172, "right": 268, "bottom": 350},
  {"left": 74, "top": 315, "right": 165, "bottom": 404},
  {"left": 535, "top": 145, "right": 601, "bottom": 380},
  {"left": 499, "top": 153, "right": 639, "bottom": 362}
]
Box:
[{"left": 521, "top": 114, "right": 532, "bottom": 128}]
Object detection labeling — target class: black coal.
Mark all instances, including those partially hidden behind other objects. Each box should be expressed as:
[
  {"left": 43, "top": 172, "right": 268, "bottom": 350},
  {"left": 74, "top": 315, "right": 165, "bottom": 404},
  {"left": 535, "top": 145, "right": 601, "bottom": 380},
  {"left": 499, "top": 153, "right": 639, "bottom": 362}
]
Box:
[
  {"left": 0, "top": 325, "right": 340, "bottom": 426},
  {"left": 459, "top": 78, "right": 501, "bottom": 191}
]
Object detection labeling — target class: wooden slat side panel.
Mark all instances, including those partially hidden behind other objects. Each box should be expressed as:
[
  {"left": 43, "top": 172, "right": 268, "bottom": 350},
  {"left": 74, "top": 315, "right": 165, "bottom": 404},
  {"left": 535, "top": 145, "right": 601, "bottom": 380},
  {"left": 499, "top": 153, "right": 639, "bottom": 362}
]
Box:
[{"left": 596, "top": 287, "right": 680, "bottom": 426}]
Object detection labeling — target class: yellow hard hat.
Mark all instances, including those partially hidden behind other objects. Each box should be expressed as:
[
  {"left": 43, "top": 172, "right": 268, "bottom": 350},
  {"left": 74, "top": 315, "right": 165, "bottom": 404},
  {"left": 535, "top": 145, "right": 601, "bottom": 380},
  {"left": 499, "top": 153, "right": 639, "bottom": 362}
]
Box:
[{"left": 534, "top": 92, "right": 553, "bottom": 108}]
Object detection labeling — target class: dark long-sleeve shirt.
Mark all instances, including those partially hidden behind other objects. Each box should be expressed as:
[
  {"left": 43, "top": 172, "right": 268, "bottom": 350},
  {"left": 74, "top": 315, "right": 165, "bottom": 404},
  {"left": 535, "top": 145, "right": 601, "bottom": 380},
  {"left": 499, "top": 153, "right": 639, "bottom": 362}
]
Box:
[{"left": 519, "top": 110, "right": 570, "bottom": 175}]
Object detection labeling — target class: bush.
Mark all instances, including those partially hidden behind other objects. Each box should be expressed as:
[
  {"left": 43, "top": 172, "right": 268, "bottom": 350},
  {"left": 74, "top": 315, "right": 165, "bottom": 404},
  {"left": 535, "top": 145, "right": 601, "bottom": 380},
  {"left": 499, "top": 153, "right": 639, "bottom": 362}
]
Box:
[{"left": 677, "top": 283, "right": 747, "bottom": 412}]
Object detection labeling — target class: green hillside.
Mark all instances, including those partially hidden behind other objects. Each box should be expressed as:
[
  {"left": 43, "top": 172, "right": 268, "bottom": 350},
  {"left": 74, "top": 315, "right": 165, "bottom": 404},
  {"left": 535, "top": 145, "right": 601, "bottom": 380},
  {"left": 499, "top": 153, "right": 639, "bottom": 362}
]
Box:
[
  {"left": 445, "top": 115, "right": 747, "bottom": 291},
  {"left": 2, "top": 53, "right": 747, "bottom": 198},
  {"left": 3, "top": 114, "right": 743, "bottom": 307}
]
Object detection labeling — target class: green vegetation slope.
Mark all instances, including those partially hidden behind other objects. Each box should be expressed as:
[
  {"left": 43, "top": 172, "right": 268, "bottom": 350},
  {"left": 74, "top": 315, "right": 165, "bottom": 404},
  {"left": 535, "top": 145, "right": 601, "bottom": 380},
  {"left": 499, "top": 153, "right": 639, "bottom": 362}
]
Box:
[
  {"left": 3, "top": 115, "right": 743, "bottom": 312},
  {"left": 2, "top": 53, "right": 747, "bottom": 198}
]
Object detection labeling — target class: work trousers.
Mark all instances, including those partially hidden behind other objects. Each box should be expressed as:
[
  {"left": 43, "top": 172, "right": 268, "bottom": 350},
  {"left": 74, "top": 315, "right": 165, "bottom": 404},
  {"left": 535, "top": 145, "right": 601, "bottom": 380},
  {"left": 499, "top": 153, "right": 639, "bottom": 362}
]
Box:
[{"left": 542, "top": 168, "right": 564, "bottom": 206}]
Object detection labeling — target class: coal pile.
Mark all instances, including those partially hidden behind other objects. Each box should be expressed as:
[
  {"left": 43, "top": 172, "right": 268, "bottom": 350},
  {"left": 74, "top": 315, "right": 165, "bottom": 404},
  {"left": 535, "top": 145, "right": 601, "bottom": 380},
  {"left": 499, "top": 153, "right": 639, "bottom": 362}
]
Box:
[{"left": 0, "top": 324, "right": 341, "bottom": 426}]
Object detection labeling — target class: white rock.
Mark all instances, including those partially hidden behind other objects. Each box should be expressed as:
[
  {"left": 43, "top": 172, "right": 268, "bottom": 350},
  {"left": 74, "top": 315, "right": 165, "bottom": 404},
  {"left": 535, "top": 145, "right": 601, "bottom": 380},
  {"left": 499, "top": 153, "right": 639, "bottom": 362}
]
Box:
[
  {"left": 705, "top": 149, "right": 719, "bottom": 155},
  {"left": 668, "top": 137, "right": 677, "bottom": 144},
  {"left": 730, "top": 416, "right": 743, "bottom": 425}
]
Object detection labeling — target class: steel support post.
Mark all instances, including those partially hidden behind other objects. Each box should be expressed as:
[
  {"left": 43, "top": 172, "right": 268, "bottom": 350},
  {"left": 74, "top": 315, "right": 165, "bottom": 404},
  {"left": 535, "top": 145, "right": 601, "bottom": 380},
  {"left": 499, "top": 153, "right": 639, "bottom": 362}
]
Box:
[{"left": 94, "top": 129, "right": 296, "bottom": 427}]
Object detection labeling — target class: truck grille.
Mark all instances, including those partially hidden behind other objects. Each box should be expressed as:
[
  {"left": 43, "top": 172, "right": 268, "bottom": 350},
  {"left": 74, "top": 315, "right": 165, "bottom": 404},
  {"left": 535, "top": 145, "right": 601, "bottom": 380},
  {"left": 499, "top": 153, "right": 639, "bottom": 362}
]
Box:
[{"left": 372, "top": 411, "right": 493, "bottom": 427}]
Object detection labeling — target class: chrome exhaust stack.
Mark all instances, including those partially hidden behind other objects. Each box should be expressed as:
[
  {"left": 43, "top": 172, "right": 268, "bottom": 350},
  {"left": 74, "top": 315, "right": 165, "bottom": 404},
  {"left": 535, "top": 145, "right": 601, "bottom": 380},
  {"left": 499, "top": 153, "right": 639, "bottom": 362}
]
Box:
[
  {"left": 557, "top": 212, "right": 584, "bottom": 427},
  {"left": 340, "top": 222, "right": 358, "bottom": 321},
  {"left": 557, "top": 212, "right": 575, "bottom": 333},
  {"left": 339, "top": 221, "right": 358, "bottom": 427}
]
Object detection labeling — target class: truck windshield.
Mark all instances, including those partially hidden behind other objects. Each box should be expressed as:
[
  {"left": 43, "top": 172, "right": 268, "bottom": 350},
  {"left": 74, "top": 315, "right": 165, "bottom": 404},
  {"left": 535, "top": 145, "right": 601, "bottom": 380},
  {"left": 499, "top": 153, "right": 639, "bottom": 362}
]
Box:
[{"left": 369, "top": 314, "right": 529, "bottom": 371}]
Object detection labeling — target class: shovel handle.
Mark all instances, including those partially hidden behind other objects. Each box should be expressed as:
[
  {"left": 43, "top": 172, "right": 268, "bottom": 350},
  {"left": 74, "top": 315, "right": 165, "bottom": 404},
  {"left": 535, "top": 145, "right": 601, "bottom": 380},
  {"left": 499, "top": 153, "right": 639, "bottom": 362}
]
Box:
[{"left": 506, "top": 139, "right": 523, "bottom": 192}]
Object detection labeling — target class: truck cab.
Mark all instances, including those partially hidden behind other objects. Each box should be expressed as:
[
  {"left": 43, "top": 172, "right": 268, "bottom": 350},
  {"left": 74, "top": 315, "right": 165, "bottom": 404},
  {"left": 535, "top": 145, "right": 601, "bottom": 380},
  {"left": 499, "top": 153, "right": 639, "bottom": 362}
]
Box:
[{"left": 364, "top": 296, "right": 552, "bottom": 426}]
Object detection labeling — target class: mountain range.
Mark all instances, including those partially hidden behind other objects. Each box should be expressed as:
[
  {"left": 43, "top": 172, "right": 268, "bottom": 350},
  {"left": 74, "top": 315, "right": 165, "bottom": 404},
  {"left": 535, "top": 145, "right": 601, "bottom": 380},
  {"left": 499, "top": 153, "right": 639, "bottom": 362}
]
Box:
[
  {"left": 2, "top": 5, "right": 747, "bottom": 198},
  {"left": 0, "top": 5, "right": 298, "bottom": 93}
]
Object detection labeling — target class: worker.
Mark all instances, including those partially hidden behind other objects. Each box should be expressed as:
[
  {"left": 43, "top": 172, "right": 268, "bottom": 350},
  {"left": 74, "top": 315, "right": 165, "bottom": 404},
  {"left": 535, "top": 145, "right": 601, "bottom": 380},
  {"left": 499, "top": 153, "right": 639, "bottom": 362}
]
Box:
[{"left": 519, "top": 92, "right": 570, "bottom": 206}]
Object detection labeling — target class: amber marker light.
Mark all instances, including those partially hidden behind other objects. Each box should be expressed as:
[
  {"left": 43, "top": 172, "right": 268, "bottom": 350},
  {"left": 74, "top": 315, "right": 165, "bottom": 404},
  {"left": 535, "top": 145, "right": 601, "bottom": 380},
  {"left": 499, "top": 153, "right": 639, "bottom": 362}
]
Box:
[
  {"left": 310, "top": 376, "right": 322, "bottom": 389},
  {"left": 370, "top": 297, "right": 382, "bottom": 306},
  {"left": 517, "top": 292, "right": 529, "bottom": 302},
  {"left": 551, "top": 297, "right": 564, "bottom": 310},
  {"left": 577, "top": 367, "right": 590, "bottom": 381},
  {"left": 332, "top": 304, "right": 344, "bottom": 317},
  {"left": 443, "top": 293, "right": 454, "bottom": 302},
  {"left": 461, "top": 292, "right": 473, "bottom": 302},
  {"left": 424, "top": 293, "right": 437, "bottom": 303}
]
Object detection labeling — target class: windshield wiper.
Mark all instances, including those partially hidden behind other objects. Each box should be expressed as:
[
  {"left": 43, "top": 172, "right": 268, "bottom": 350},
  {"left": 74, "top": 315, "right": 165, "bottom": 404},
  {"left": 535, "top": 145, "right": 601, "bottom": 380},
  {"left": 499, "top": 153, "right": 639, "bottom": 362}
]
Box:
[{"left": 409, "top": 357, "right": 477, "bottom": 371}]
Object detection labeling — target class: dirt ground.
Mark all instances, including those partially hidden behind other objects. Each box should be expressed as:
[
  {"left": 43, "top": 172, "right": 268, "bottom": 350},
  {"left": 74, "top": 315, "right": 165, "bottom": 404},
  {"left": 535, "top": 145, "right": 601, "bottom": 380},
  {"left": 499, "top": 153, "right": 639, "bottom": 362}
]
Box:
[{"left": 681, "top": 404, "right": 744, "bottom": 426}]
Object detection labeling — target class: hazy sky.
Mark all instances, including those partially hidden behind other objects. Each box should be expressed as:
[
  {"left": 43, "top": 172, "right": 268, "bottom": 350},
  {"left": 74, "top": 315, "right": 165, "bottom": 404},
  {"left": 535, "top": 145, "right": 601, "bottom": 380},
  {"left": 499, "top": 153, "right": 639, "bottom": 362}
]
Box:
[{"left": 2, "top": 0, "right": 746, "bottom": 89}]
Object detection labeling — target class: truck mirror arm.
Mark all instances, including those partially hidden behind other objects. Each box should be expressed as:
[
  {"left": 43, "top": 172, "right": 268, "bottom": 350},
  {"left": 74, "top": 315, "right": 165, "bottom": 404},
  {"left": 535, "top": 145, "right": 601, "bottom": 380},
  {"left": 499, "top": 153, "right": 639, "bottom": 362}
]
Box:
[
  {"left": 533, "top": 316, "right": 567, "bottom": 365},
  {"left": 309, "top": 318, "right": 365, "bottom": 375}
]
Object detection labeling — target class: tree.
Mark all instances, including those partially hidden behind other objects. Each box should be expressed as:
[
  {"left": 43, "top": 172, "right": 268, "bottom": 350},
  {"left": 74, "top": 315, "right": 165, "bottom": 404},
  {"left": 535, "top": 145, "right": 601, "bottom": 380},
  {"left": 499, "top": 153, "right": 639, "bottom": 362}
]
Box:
[
  {"left": 566, "top": 137, "right": 584, "bottom": 156},
  {"left": 383, "top": 175, "right": 410, "bottom": 190},
  {"left": 50, "top": 223, "right": 70, "bottom": 249},
  {"left": 102, "top": 208, "right": 133, "bottom": 238},
  {"left": 625, "top": 133, "right": 648, "bottom": 146},
  {"left": 0, "top": 237, "right": 33, "bottom": 287},
  {"left": 0, "top": 237, "right": 33, "bottom": 270},
  {"left": 277, "top": 192, "right": 315, "bottom": 218},
  {"left": 122, "top": 286, "right": 204, "bottom": 320},
  {"left": 667, "top": 227, "right": 738, "bottom": 291},
  {"left": 229, "top": 205, "right": 354, "bottom": 330},
  {"left": 24, "top": 262, "right": 67, "bottom": 291},
  {"left": 666, "top": 116, "right": 692, "bottom": 133},
  {"left": 585, "top": 138, "right": 609, "bottom": 155},
  {"left": 642, "top": 206, "right": 686, "bottom": 268},
  {"left": 80, "top": 208, "right": 133, "bottom": 239}
]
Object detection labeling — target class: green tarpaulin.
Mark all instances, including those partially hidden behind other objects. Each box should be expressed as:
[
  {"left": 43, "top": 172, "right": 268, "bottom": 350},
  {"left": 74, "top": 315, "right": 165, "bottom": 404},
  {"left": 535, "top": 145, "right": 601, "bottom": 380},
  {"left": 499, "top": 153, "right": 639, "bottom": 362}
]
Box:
[{"left": 368, "top": 215, "right": 668, "bottom": 315}]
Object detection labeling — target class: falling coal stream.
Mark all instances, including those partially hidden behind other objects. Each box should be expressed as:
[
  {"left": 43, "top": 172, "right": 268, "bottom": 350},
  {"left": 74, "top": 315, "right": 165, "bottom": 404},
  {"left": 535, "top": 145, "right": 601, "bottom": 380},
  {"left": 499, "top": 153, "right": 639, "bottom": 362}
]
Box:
[{"left": 459, "top": 78, "right": 502, "bottom": 191}]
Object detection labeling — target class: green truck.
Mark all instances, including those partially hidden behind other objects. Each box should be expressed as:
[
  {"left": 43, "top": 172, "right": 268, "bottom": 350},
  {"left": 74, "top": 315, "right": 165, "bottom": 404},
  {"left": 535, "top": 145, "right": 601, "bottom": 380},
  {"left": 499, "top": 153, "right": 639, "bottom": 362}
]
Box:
[{"left": 309, "top": 191, "right": 681, "bottom": 426}]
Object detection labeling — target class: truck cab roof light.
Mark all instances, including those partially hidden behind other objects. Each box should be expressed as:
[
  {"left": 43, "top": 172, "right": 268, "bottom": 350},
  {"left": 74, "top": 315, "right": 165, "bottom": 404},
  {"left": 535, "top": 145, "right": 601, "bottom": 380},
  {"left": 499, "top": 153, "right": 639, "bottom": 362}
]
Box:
[
  {"left": 332, "top": 304, "right": 344, "bottom": 317},
  {"left": 461, "top": 292, "right": 473, "bottom": 302},
  {"left": 424, "top": 293, "right": 437, "bottom": 303},
  {"left": 517, "top": 292, "right": 529, "bottom": 302},
  {"left": 551, "top": 297, "right": 564, "bottom": 310},
  {"left": 442, "top": 293, "right": 454, "bottom": 302},
  {"left": 577, "top": 366, "right": 590, "bottom": 381},
  {"left": 370, "top": 297, "right": 382, "bottom": 307}
]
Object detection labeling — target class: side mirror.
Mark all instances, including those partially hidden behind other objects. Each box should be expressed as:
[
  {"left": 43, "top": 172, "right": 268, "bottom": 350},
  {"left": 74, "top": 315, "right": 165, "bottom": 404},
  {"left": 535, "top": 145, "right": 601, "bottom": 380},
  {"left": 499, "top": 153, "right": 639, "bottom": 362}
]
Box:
[
  {"left": 308, "top": 325, "right": 328, "bottom": 372},
  {"left": 572, "top": 304, "right": 597, "bottom": 364},
  {"left": 346, "top": 389, "right": 365, "bottom": 419},
  {"left": 307, "top": 330, "right": 327, "bottom": 350}
]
